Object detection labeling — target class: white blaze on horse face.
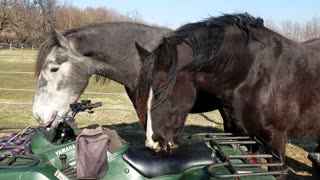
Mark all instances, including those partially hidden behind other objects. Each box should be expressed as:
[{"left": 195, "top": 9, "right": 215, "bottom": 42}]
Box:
[
  {"left": 145, "top": 88, "right": 161, "bottom": 151},
  {"left": 32, "top": 49, "right": 79, "bottom": 126}
]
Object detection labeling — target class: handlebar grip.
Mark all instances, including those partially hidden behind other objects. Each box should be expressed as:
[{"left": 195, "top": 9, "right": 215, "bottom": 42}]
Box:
[{"left": 90, "top": 102, "right": 102, "bottom": 108}]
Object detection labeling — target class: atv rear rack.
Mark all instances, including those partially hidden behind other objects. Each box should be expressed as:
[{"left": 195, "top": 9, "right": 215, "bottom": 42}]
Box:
[{"left": 189, "top": 133, "right": 288, "bottom": 179}]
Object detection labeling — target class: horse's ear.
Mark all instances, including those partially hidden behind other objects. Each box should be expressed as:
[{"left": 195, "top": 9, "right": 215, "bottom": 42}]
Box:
[
  {"left": 157, "top": 37, "right": 172, "bottom": 71},
  {"left": 135, "top": 42, "right": 150, "bottom": 60},
  {"left": 160, "top": 37, "right": 170, "bottom": 55},
  {"left": 46, "top": 23, "right": 69, "bottom": 49}
]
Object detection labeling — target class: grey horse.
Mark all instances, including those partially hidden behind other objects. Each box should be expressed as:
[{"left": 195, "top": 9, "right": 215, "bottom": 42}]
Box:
[{"left": 33, "top": 22, "right": 171, "bottom": 126}]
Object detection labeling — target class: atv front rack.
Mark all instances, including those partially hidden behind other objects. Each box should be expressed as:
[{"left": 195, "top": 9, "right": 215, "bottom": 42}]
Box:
[
  {"left": 189, "top": 133, "right": 288, "bottom": 179},
  {"left": 0, "top": 126, "right": 36, "bottom": 167}
]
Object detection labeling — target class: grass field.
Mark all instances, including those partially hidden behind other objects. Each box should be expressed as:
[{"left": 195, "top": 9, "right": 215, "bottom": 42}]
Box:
[{"left": 0, "top": 49, "right": 317, "bottom": 179}]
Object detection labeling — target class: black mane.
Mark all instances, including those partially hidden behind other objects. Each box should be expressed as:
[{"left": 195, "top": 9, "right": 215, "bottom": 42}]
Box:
[
  {"left": 147, "top": 13, "right": 265, "bottom": 109},
  {"left": 166, "top": 13, "right": 264, "bottom": 72},
  {"left": 136, "top": 13, "right": 266, "bottom": 117}
]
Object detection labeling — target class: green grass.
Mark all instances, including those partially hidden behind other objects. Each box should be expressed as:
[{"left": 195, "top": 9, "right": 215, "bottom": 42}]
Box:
[
  {"left": 0, "top": 49, "right": 38, "bottom": 57},
  {"left": 0, "top": 74, "right": 36, "bottom": 89},
  {"left": 0, "top": 61, "right": 35, "bottom": 72},
  {"left": 0, "top": 103, "right": 139, "bottom": 127},
  {"left": 85, "top": 80, "right": 125, "bottom": 93}
]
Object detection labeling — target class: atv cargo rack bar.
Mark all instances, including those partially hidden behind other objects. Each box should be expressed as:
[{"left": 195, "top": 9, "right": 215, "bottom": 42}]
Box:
[
  {"left": 190, "top": 133, "right": 288, "bottom": 179},
  {"left": 0, "top": 126, "right": 36, "bottom": 165},
  {"left": 0, "top": 126, "right": 37, "bottom": 134}
]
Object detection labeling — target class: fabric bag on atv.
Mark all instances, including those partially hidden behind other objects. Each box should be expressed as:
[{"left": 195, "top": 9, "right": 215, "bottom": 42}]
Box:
[{"left": 76, "top": 126, "right": 109, "bottom": 179}]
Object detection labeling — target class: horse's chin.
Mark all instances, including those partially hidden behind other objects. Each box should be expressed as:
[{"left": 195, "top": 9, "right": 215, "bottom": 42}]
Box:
[{"left": 36, "top": 121, "right": 45, "bottom": 128}]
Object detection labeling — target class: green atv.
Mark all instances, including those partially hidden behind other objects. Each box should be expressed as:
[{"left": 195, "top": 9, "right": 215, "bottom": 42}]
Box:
[{"left": 0, "top": 100, "right": 287, "bottom": 179}]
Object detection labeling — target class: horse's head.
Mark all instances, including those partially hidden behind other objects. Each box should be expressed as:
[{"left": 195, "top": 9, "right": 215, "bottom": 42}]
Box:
[
  {"left": 136, "top": 38, "right": 188, "bottom": 151},
  {"left": 33, "top": 28, "right": 92, "bottom": 127}
]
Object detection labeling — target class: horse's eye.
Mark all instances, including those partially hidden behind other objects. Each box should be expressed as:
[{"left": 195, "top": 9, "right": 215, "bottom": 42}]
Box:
[{"left": 50, "top": 67, "right": 59, "bottom": 73}]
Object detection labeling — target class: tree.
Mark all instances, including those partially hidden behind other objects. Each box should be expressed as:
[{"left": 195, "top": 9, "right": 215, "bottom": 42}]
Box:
[{"left": 0, "top": 0, "right": 140, "bottom": 46}]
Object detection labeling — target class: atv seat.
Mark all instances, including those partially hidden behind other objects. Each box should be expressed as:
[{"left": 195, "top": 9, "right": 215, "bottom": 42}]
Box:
[{"left": 122, "top": 138, "right": 217, "bottom": 178}]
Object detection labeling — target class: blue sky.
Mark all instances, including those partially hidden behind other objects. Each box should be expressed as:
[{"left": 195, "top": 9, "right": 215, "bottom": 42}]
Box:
[{"left": 72, "top": 0, "right": 320, "bottom": 29}]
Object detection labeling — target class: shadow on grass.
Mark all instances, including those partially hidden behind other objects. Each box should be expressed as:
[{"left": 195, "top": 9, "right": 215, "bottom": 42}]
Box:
[
  {"left": 288, "top": 137, "right": 319, "bottom": 153},
  {"left": 102, "top": 122, "right": 222, "bottom": 145},
  {"left": 285, "top": 156, "right": 312, "bottom": 173},
  {"left": 285, "top": 156, "right": 313, "bottom": 180},
  {"left": 286, "top": 172, "right": 312, "bottom": 180}
]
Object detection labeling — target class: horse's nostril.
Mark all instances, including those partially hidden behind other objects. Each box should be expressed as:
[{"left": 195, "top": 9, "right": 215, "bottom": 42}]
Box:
[{"left": 34, "top": 114, "right": 43, "bottom": 124}]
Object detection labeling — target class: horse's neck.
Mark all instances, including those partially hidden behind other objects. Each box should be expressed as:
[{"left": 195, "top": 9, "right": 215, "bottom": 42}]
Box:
[
  {"left": 92, "top": 55, "right": 140, "bottom": 91},
  {"left": 70, "top": 23, "right": 171, "bottom": 92}
]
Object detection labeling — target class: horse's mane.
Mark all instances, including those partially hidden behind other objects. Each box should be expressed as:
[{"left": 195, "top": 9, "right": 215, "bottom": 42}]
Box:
[
  {"left": 136, "top": 13, "right": 265, "bottom": 121},
  {"left": 167, "top": 12, "right": 264, "bottom": 72},
  {"left": 35, "top": 38, "right": 55, "bottom": 78},
  {"left": 34, "top": 27, "right": 109, "bottom": 84}
]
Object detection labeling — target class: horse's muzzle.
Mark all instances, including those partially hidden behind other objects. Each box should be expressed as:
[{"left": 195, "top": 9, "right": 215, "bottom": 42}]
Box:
[{"left": 145, "top": 139, "right": 161, "bottom": 152}]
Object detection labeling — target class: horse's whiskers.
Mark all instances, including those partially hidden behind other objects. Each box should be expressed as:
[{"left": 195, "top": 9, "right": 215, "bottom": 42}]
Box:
[{"left": 168, "top": 141, "right": 179, "bottom": 149}]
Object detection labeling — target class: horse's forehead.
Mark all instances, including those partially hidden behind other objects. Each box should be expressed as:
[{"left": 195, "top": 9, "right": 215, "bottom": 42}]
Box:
[
  {"left": 45, "top": 47, "right": 68, "bottom": 65},
  {"left": 45, "top": 47, "right": 58, "bottom": 63}
]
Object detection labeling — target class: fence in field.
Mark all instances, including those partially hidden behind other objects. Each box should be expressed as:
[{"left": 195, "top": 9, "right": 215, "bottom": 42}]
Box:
[
  {"left": 0, "top": 43, "right": 39, "bottom": 51},
  {"left": 0, "top": 71, "right": 134, "bottom": 112}
]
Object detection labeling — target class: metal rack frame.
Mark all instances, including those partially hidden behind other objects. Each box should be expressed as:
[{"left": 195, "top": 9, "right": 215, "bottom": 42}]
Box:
[{"left": 190, "top": 133, "right": 288, "bottom": 179}]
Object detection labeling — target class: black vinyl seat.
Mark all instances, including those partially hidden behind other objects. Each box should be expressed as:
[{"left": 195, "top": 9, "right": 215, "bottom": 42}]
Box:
[{"left": 122, "top": 139, "right": 217, "bottom": 178}]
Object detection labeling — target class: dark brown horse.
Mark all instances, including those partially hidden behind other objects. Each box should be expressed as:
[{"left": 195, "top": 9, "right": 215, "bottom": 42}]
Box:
[{"left": 135, "top": 13, "right": 320, "bottom": 160}]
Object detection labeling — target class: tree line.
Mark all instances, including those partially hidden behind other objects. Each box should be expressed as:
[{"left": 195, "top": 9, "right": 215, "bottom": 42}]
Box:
[
  {"left": 265, "top": 17, "right": 320, "bottom": 42},
  {"left": 0, "top": 0, "right": 143, "bottom": 47},
  {"left": 0, "top": 0, "right": 319, "bottom": 47}
]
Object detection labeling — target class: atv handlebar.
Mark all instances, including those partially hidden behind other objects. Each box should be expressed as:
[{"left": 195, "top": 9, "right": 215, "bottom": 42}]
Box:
[
  {"left": 69, "top": 100, "right": 102, "bottom": 118},
  {"left": 44, "top": 100, "right": 102, "bottom": 143},
  {"left": 47, "top": 100, "right": 102, "bottom": 128},
  {"left": 90, "top": 102, "right": 102, "bottom": 109}
]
